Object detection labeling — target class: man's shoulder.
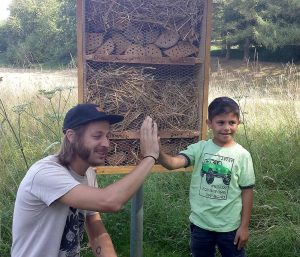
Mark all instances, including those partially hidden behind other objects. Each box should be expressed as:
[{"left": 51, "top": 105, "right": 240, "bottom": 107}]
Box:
[{"left": 27, "top": 155, "right": 66, "bottom": 176}]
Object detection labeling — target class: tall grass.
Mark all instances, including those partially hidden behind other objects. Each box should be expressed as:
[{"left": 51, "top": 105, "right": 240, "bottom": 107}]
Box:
[
  {"left": 0, "top": 61, "right": 299, "bottom": 257},
  {"left": 0, "top": 68, "right": 77, "bottom": 255}
]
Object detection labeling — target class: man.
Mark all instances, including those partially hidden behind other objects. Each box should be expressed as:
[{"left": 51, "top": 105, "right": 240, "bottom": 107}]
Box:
[{"left": 12, "top": 103, "right": 159, "bottom": 257}]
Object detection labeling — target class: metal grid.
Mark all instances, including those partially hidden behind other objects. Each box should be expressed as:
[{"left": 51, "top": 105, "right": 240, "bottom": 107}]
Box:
[{"left": 82, "top": 0, "right": 207, "bottom": 166}]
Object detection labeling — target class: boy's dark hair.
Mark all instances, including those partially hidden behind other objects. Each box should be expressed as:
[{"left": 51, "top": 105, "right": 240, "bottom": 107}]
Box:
[{"left": 208, "top": 97, "right": 240, "bottom": 120}]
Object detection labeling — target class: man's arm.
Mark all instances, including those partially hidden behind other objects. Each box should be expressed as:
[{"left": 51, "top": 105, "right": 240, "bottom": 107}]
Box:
[
  {"left": 58, "top": 116, "right": 159, "bottom": 212},
  {"left": 234, "top": 188, "right": 254, "bottom": 250},
  {"left": 158, "top": 151, "right": 188, "bottom": 170},
  {"left": 86, "top": 213, "right": 117, "bottom": 257}
]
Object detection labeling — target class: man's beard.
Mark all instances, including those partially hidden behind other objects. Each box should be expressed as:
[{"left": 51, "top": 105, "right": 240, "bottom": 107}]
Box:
[{"left": 73, "top": 140, "right": 107, "bottom": 167}]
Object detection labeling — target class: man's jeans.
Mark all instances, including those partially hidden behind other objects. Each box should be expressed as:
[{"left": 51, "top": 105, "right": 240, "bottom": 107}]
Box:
[{"left": 190, "top": 223, "right": 246, "bottom": 257}]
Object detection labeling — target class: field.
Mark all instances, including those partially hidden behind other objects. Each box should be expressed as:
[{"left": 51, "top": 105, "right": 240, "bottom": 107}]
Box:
[{"left": 0, "top": 58, "right": 299, "bottom": 257}]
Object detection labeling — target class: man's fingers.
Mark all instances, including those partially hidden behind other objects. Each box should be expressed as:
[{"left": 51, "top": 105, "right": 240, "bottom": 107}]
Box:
[
  {"left": 152, "top": 121, "right": 157, "bottom": 137},
  {"left": 141, "top": 116, "right": 152, "bottom": 138}
]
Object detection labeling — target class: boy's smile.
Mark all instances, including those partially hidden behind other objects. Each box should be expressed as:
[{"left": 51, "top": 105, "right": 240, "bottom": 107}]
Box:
[{"left": 207, "top": 112, "right": 240, "bottom": 147}]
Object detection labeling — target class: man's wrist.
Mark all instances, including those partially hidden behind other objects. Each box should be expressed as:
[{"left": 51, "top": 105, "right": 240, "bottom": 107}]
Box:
[{"left": 142, "top": 155, "right": 157, "bottom": 162}]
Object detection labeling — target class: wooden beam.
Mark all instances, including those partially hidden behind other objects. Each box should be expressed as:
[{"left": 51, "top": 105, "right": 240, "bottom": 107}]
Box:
[
  {"left": 76, "top": 0, "right": 84, "bottom": 103},
  {"left": 96, "top": 165, "right": 193, "bottom": 175},
  {"left": 85, "top": 54, "right": 202, "bottom": 66},
  {"left": 110, "top": 130, "right": 200, "bottom": 140},
  {"left": 201, "top": 0, "right": 212, "bottom": 140}
]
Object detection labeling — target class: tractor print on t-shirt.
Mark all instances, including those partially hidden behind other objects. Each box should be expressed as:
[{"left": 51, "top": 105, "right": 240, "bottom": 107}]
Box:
[
  {"left": 201, "top": 158, "right": 231, "bottom": 185},
  {"left": 199, "top": 153, "right": 234, "bottom": 200}
]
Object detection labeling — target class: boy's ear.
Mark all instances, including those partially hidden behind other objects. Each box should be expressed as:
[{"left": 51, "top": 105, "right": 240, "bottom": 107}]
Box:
[
  {"left": 65, "top": 129, "right": 76, "bottom": 143},
  {"left": 206, "top": 119, "right": 212, "bottom": 129}
]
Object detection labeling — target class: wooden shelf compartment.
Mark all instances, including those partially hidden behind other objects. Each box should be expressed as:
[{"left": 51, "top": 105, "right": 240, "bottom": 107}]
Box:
[
  {"left": 85, "top": 54, "right": 202, "bottom": 66},
  {"left": 110, "top": 129, "right": 200, "bottom": 140}
]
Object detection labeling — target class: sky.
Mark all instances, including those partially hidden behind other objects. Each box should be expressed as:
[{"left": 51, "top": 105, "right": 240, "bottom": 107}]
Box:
[{"left": 0, "top": 0, "right": 12, "bottom": 21}]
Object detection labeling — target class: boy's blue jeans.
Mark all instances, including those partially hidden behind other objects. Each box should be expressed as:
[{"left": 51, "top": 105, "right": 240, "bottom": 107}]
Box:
[{"left": 190, "top": 223, "right": 246, "bottom": 257}]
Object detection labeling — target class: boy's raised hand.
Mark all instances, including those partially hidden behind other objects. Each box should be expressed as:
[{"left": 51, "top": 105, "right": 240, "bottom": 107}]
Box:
[{"left": 140, "top": 116, "right": 159, "bottom": 160}]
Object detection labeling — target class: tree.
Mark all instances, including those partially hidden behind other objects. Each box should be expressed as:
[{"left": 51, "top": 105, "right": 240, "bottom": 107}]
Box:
[
  {"left": 212, "top": 0, "right": 300, "bottom": 60},
  {"left": 54, "top": 0, "right": 77, "bottom": 62},
  {"left": 254, "top": 0, "right": 300, "bottom": 50},
  {"left": 1, "top": 0, "right": 76, "bottom": 66}
]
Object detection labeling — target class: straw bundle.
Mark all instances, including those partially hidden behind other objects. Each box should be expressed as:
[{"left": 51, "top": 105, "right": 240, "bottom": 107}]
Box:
[{"left": 86, "top": 65, "right": 200, "bottom": 132}]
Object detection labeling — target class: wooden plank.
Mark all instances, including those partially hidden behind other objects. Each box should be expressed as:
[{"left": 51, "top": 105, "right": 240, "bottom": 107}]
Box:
[
  {"left": 201, "top": 0, "right": 212, "bottom": 140},
  {"left": 85, "top": 54, "right": 202, "bottom": 66},
  {"left": 110, "top": 130, "right": 200, "bottom": 140},
  {"left": 96, "top": 165, "right": 193, "bottom": 175},
  {"left": 76, "top": 0, "right": 84, "bottom": 103}
]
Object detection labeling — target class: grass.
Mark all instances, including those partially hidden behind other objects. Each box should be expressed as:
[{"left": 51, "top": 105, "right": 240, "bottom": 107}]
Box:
[{"left": 0, "top": 58, "right": 299, "bottom": 257}]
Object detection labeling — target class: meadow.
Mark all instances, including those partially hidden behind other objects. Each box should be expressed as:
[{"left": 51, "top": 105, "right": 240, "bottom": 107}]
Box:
[{"left": 0, "top": 58, "right": 299, "bottom": 257}]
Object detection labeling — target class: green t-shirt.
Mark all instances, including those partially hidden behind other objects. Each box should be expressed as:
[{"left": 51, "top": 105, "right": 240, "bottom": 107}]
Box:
[{"left": 180, "top": 139, "right": 255, "bottom": 232}]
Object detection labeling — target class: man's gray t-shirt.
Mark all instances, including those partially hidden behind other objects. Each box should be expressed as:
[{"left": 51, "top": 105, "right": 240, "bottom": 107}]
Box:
[{"left": 11, "top": 155, "right": 98, "bottom": 257}]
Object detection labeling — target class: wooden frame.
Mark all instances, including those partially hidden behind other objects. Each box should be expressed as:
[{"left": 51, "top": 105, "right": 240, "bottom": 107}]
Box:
[{"left": 76, "top": 0, "right": 212, "bottom": 175}]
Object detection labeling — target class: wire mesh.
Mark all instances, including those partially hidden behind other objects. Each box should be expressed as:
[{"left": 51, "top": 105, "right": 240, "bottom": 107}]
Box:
[{"left": 83, "top": 0, "right": 206, "bottom": 166}]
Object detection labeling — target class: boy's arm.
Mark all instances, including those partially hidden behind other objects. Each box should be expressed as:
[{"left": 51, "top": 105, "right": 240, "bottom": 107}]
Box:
[
  {"left": 234, "top": 188, "right": 254, "bottom": 250},
  {"left": 158, "top": 151, "right": 188, "bottom": 170},
  {"left": 86, "top": 213, "right": 117, "bottom": 257}
]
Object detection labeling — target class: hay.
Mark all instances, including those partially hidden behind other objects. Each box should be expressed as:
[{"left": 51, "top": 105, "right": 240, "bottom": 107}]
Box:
[
  {"left": 84, "top": 0, "right": 205, "bottom": 164},
  {"left": 86, "top": 65, "right": 200, "bottom": 132}
]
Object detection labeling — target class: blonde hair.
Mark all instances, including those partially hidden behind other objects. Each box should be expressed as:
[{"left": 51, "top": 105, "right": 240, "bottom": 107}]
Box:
[{"left": 57, "top": 125, "right": 87, "bottom": 167}]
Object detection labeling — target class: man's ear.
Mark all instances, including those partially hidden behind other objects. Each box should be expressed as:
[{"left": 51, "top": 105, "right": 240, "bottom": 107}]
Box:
[
  {"left": 206, "top": 119, "right": 212, "bottom": 129},
  {"left": 65, "top": 129, "right": 76, "bottom": 143}
]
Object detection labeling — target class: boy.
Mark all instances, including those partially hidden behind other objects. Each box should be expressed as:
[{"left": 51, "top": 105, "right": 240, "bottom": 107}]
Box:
[{"left": 158, "top": 97, "right": 255, "bottom": 257}]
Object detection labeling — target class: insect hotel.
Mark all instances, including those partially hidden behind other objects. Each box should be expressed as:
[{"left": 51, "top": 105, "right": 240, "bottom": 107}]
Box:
[{"left": 76, "top": 0, "right": 212, "bottom": 172}]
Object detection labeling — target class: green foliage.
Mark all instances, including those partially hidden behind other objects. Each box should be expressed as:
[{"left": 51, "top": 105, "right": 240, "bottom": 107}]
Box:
[
  {"left": 253, "top": 0, "right": 300, "bottom": 50},
  {"left": 0, "top": 0, "right": 76, "bottom": 66},
  {"left": 212, "top": 0, "right": 300, "bottom": 59},
  {"left": 0, "top": 84, "right": 76, "bottom": 255},
  {"left": 96, "top": 173, "right": 191, "bottom": 257},
  {"left": 54, "top": 0, "right": 77, "bottom": 61}
]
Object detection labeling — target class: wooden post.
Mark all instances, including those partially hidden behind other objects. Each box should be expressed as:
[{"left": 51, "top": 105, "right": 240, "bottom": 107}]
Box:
[
  {"left": 130, "top": 185, "right": 144, "bottom": 257},
  {"left": 200, "top": 0, "right": 212, "bottom": 140},
  {"left": 76, "top": 0, "right": 85, "bottom": 103}
]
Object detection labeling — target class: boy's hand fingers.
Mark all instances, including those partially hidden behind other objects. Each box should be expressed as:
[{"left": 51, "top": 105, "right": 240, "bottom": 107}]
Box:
[
  {"left": 238, "top": 237, "right": 247, "bottom": 250},
  {"left": 234, "top": 234, "right": 238, "bottom": 246},
  {"left": 234, "top": 233, "right": 247, "bottom": 250}
]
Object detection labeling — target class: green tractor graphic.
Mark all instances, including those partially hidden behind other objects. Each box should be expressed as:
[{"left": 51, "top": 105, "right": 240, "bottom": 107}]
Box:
[{"left": 201, "top": 159, "right": 231, "bottom": 185}]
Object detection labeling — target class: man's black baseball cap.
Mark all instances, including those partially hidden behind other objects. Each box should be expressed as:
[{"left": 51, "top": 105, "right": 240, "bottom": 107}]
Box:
[{"left": 63, "top": 103, "right": 124, "bottom": 133}]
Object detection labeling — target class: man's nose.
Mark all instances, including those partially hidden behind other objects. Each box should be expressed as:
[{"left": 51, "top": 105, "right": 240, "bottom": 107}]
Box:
[{"left": 102, "top": 137, "right": 110, "bottom": 147}]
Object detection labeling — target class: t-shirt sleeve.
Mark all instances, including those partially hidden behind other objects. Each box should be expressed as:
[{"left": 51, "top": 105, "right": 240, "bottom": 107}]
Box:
[
  {"left": 179, "top": 141, "right": 205, "bottom": 166},
  {"left": 238, "top": 151, "right": 255, "bottom": 188},
  {"left": 30, "top": 163, "right": 80, "bottom": 206}
]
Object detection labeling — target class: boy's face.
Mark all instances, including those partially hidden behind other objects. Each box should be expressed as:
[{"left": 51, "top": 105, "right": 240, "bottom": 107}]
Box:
[{"left": 206, "top": 112, "right": 240, "bottom": 147}]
